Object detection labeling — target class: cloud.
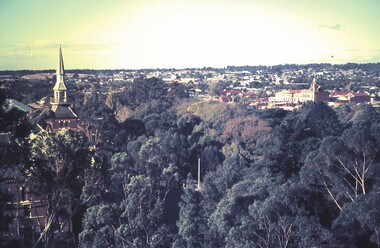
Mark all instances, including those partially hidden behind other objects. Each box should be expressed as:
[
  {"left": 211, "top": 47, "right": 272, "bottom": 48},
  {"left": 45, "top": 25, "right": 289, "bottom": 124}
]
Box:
[{"left": 319, "top": 22, "right": 341, "bottom": 30}]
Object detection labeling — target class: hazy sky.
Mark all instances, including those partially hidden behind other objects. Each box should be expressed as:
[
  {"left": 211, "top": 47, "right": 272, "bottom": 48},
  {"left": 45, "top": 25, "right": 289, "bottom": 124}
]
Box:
[{"left": 1, "top": 0, "right": 379, "bottom": 70}]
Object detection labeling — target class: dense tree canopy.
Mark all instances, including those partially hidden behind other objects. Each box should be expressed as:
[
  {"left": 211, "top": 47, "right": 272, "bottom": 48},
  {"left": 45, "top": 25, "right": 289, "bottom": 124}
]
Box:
[
  {"left": 80, "top": 84, "right": 380, "bottom": 248},
  {"left": 1, "top": 78, "right": 380, "bottom": 247}
]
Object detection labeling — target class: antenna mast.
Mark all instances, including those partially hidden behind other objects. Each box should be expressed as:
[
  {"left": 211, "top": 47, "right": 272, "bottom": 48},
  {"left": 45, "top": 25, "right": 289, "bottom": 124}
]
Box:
[{"left": 197, "top": 157, "right": 201, "bottom": 191}]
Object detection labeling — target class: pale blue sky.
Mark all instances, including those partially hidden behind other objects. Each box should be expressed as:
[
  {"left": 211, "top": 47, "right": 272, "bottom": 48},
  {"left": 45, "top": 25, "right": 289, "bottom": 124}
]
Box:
[{"left": 1, "top": 0, "right": 379, "bottom": 69}]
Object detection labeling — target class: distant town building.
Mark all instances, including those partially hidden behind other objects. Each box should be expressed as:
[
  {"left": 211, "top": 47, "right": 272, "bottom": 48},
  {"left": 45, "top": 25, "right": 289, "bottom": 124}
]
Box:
[
  {"left": 47, "top": 46, "right": 78, "bottom": 132},
  {"left": 329, "top": 91, "right": 370, "bottom": 105},
  {"left": 113, "top": 71, "right": 126, "bottom": 82},
  {"left": 269, "top": 78, "right": 329, "bottom": 107}
]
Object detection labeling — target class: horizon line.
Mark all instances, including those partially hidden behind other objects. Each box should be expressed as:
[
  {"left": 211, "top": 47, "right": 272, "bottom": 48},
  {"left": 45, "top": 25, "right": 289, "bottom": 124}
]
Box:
[{"left": 1, "top": 61, "right": 380, "bottom": 72}]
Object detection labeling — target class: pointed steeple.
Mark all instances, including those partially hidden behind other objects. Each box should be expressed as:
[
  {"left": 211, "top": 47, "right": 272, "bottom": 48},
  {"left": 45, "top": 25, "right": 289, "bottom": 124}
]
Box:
[
  {"left": 57, "top": 44, "right": 65, "bottom": 77},
  {"left": 49, "top": 45, "right": 78, "bottom": 133},
  {"left": 53, "top": 45, "right": 68, "bottom": 104}
]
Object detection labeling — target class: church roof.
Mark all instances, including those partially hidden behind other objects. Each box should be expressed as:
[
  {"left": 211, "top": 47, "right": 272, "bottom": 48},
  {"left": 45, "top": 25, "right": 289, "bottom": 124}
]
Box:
[{"left": 51, "top": 105, "right": 77, "bottom": 119}]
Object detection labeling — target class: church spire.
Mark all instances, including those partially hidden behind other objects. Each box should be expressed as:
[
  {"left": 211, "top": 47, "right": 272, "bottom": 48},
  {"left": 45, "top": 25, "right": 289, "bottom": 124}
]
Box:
[
  {"left": 48, "top": 45, "right": 78, "bottom": 132},
  {"left": 57, "top": 44, "right": 65, "bottom": 76},
  {"left": 53, "top": 45, "right": 68, "bottom": 104}
]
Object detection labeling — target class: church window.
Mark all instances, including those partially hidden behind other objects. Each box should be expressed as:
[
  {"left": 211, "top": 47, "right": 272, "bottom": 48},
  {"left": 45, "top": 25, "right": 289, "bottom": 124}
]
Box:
[{"left": 59, "top": 92, "right": 64, "bottom": 102}]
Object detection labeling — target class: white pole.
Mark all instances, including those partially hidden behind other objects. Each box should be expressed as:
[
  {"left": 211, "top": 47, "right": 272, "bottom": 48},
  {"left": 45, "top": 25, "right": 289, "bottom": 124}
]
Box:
[{"left": 197, "top": 157, "right": 201, "bottom": 191}]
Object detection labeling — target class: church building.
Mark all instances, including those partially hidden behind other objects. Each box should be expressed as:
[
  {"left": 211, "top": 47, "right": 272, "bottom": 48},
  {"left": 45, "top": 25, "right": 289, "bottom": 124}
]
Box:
[
  {"left": 47, "top": 46, "right": 78, "bottom": 132},
  {"left": 269, "top": 78, "right": 330, "bottom": 107}
]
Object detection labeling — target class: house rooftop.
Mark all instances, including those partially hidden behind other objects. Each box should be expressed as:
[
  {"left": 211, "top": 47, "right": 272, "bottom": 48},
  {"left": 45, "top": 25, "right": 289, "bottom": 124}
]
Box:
[{"left": 6, "top": 99, "right": 33, "bottom": 112}]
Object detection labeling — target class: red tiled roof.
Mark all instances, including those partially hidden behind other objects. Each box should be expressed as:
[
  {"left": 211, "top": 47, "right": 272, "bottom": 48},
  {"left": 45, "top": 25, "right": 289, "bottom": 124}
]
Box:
[
  {"left": 243, "top": 91, "right": 257, "bottom": 95},
  {"left": 329, "top": 91, "right": 351, "bottom": 96},
  {"left": 289, "top": 89, "right": 302, "bottom": 94},
  {"left": 222, "top": 90, "right": 242, "bottom": 95},
  {"left": 220, "top": 96, "right": 232, "bottom": 102},
  {"left": 350, "top": 92, "right": 369, "bottom": 97},
  {"left": 330, "top": 91, "right": 369, "bottom": 97}
]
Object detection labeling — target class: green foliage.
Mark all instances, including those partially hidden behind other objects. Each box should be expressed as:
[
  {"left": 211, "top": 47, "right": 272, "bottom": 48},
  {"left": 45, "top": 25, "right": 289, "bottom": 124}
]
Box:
[
  {"left": 116, "top": 77, "right": 169, "bottom": 110},
  {"left": 2, "top": 79, "right": 51, "bottom": 104},
  {"left": 175, "top": 175, "right": 204, "bottom": 248},
  {"left": 25, "top": 129, "right": 90, "bottom": 246},
  {"left": 81, "top": 150, "right": 111, "bottom": 205},
  {"left": 116, "top": 176, "right": 172, "bottom": 247},
  {"left": 209, "top": 80, "right": 231, "bottom": 96},
  {"left": 222, "top": 115, "right": 273, "bottom": 161},
  {"left": 73, "top": 95, "right": 380, "bottom": 247},
  {"left": 79, "top": 203, "right": 119, "bottom": 247}
]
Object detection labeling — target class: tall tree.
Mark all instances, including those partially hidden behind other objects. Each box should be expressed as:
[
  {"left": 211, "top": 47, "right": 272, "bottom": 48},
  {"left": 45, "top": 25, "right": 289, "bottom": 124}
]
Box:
[
  {"left": 26, "top": 129, "right": 89, "bottom": 247},
  {"left": 174, "top": 175, "right": 204, "bottom": 248},
  {"left": 302, "top": 116, "right": 380, "bottom": 247},
  {"left": 222, "top": 115, "right": 273, "bottom": 160},
  {"left": 79, "top": 203, "right": 119, "bottom": 248},
  {"left": 115, "top": 175, "right": 172, "bottom": 247}
]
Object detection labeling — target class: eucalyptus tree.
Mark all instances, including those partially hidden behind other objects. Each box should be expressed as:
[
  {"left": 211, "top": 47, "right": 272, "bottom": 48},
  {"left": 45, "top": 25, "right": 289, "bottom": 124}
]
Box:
[{"left": 26, "top": 129, "right": 90, "bottom": 247}]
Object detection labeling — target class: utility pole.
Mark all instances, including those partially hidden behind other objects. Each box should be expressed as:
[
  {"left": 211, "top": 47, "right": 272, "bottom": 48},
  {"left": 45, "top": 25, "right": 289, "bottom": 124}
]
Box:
[{"left": 197, "top": 157, "right": 201, "bottom": 191}]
